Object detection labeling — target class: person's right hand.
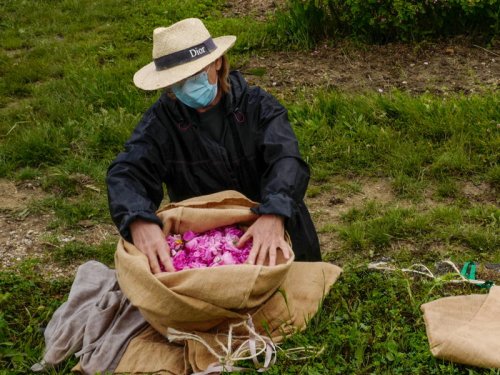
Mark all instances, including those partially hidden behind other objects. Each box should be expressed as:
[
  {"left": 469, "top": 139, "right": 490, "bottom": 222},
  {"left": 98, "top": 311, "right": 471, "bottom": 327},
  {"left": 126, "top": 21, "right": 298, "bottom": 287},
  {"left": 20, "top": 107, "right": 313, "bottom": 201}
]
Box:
[{"left": 130, "top": 219, "right": 175, "bottom": 274}]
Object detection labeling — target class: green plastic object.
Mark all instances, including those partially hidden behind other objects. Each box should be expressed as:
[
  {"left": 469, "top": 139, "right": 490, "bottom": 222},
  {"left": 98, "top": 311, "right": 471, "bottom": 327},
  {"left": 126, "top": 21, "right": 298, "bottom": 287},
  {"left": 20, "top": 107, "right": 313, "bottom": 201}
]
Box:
[
  {"left": 460, "top": 261, "right": 494, "bottom": 290},
  {"left": 460, "top": 261, "right": 476, "bottom": 280}
]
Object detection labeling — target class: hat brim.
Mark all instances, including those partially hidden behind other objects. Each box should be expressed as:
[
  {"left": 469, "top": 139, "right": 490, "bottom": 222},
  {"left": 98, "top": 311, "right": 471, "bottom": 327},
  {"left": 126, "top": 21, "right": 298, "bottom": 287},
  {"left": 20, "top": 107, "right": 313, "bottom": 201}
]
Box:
[{"left": 133, "top": 35, "right": 236, "bottom": 91}]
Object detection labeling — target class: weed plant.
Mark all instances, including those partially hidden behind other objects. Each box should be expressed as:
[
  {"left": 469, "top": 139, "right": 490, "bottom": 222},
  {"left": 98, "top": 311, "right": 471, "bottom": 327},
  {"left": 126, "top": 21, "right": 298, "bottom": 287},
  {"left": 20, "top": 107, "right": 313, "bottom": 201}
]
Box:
[
  {"left": 0, "top": 0, "right": 499, "bottom": 374},
  {"left": 272, "top": 0, "right": 500, "bottom": 47}
]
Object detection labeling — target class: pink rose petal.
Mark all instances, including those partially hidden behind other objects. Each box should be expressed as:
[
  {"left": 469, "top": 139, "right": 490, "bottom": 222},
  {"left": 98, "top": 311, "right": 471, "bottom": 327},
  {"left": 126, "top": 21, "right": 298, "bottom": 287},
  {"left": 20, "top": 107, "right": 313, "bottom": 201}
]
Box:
[
  {"left": 182, "top": 230, "right": 197, "bottom": 242},
  {"left": 166, "top": 225, "right": 252, "bottom": 271}
]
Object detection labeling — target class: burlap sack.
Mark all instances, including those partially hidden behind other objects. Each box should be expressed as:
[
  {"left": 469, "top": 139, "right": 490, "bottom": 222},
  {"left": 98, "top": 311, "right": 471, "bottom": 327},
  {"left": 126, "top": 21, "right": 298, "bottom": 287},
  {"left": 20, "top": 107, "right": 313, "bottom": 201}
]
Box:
[
  {"left": 115, "top": 190, "right": 295, "bottom": 334},
  {"left": 114, "top": 326, "right": 186, "bottom": 375},
  {"left": 421, "top": 286, "right": 500, "bottom": 368},
  {"left": 115, "top": 261, "right": 342, "bottom": 374},
  {"left": 184, "top": 261, "right": 342, "bottom": 373}
]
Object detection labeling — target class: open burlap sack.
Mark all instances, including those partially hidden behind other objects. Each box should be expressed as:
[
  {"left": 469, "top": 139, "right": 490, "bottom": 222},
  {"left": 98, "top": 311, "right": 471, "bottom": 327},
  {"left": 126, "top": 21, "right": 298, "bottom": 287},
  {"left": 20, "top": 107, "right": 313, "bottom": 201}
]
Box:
[
  {"left": 421, "top": 286, "right": 500, "bottom": 368},
  {"left": 115, "top": 190, "right": 295, "bottom": 334},
  {"left": 115, "top": 261, "right": 342, "bottom": 374}
]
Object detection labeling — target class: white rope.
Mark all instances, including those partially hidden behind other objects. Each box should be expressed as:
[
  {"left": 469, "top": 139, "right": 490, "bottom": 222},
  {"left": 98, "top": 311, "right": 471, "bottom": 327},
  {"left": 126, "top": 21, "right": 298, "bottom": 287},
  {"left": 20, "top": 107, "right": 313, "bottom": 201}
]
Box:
[
  {"left": 166, "top": 315, "right": 327, "bottom": 374},
  {"left": 166, "top": 315, "right": 276, "bottom": 374},
  {"left": 368, "top": 260, "right": 494, "bottom": 286}
]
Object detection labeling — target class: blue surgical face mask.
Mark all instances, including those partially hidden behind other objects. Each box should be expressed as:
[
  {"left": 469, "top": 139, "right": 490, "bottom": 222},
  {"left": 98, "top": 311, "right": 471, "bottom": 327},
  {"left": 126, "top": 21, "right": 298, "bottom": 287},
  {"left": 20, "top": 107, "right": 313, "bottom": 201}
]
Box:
[{"left": 172, "top": 70, "right": 218, "bottom": 109}]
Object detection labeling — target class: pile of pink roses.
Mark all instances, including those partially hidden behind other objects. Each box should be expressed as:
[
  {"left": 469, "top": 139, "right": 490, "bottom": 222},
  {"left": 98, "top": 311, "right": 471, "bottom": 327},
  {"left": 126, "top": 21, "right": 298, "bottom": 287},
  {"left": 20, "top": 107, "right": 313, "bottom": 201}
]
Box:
[{"left": 166, "top": 225, "right": 252, "bottom": 271}]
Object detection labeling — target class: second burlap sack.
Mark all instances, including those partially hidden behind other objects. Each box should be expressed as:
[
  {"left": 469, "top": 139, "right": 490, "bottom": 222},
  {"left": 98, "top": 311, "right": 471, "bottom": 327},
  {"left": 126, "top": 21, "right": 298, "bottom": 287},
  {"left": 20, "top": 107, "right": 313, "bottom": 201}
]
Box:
[
  {"left": 115, "top": 190, "right": 295, "bottom": 334},
  {"left": 421, "top": 286, "right": 500, "bottom": 368}
]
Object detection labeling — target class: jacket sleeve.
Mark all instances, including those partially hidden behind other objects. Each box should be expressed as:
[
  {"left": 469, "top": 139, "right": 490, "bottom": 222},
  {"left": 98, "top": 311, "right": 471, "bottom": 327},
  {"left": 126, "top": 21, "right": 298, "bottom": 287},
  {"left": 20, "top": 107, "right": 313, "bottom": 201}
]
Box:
[
  {"left": 251, "top": 88, "right": 310, "bottom": 222},
  {"left": 106, "top": 108, "right": 170, "bottom": 242}
]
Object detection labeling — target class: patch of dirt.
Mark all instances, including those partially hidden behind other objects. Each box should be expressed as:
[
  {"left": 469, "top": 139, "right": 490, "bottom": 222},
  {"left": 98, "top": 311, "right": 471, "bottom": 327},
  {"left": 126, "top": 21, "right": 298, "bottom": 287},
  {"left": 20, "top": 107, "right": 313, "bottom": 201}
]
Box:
[
  {"left": 241, "top": 39, "right": 499, "bottom": 100},
  {"left": 0, "top": 179, "right": 118, "bottom": 279},
  {"left": 419, "top": 180, "right": 499, "bottom": 211},
  {"left": 223, "top": 1, "right": 499, "bottom": 97},
  {"left": 305, "top": 177, "right": 395, "bottom": 258},
  {"left": 305, "top": 175, "right": 498, "bottom": 263},
  {"left": 0, "top": 179, "right": 37, "bottom": 211},
  {"left": 307, "top": 177, "right": 394, "bottom": 222},
  {"left": 0, "top": 180, "right": 52, "bottom": 272},
  {"left": 76, "top": 223, "right": 117, "bottom": 245},
  {"left": 223, "top": 0, "right": 285, "bottom": 20},
  {"left": 1, "top": 214, "right": 50, "bottom": 266},
  {"left": 461, "top": 181, "right": 499, "bottom": 204}
]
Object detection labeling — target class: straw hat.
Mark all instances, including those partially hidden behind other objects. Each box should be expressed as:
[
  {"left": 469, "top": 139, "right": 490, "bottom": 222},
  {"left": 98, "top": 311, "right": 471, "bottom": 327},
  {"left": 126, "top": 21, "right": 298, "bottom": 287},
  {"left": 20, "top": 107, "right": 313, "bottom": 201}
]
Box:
[{"left": 133, "top": 18, "right": 236, "bottom": 91}]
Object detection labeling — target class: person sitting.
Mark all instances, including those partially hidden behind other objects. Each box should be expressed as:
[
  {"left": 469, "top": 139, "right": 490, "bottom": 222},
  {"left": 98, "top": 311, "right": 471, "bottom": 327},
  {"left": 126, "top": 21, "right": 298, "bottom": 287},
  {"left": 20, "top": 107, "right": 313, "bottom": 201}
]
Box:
[{"left": 106, "top": 18, "right": 322, "bottom": 274}]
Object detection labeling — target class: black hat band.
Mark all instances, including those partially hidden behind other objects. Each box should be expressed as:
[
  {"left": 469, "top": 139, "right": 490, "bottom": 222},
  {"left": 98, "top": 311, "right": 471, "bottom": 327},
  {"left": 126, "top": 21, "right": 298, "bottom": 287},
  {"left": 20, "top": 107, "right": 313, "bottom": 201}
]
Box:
[{"left": 154, "top": 38, "right": 217, "bottom": 70}]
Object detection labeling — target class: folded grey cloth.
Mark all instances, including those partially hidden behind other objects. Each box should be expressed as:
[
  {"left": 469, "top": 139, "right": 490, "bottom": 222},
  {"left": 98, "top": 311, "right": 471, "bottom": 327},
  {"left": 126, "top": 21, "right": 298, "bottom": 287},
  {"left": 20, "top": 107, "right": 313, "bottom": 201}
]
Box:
[{"left": 32, "top": 261, "right": 148, "bottom": 374}]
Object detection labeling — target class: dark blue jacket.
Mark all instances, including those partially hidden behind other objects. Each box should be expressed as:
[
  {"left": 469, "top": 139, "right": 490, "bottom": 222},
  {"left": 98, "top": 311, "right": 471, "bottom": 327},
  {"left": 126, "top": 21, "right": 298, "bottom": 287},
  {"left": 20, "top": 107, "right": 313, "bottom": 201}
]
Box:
[{"left": 106, "top": 71, "right": 321, "bottom": 261}]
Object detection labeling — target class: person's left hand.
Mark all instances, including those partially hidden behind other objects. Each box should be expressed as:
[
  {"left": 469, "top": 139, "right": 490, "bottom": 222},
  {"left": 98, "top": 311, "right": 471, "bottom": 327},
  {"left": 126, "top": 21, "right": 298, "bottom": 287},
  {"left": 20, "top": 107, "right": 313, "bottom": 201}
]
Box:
[{"left": 237, "top": 214, "right": 291, "bottom": 266}]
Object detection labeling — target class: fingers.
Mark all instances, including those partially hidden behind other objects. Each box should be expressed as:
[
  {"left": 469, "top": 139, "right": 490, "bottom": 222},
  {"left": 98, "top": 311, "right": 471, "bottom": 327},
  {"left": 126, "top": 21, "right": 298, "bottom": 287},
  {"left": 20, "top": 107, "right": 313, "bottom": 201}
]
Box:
[
  {"left": 266, "top": 246, "right": 277, "bottom": 266},
  {"left": 247, "top": 239, "right": 285, "bottom": 266},
  {"left": 246, "top": 236, "right": 259, "bottom": 265},
  {"left": 147, "top": 251, "right": 162, "bottom": 274},
  {"left": 158, "top": 243, "right": 175, "bottom": 273},
  {"left": 130, "top": 220, "right": 173, "bottom": 274},
  {"left": 141, "top": 240, "right": 174, "bottom": 274},
  {"left": 237, "top": 230, "right": 251, "bottom": 248},
  {"left": 253, "top": 236, "right": 276, "bottom": 266},
  {"left": 161, "top": 257, "right": 175, "bottom": 273},
  {"left": 279, "top": 239, "right": 292, "bottom": 260}
]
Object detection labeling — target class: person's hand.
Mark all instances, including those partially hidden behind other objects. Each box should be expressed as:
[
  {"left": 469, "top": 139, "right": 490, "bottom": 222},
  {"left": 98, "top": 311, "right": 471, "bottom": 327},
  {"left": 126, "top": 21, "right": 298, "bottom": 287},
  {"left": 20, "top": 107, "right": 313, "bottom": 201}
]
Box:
[
  {"left": 130, "top": 219, "right": 175, "bottom": 274},
  {"left": 237, "top": 214, "right": 291, "bottom": 266}
]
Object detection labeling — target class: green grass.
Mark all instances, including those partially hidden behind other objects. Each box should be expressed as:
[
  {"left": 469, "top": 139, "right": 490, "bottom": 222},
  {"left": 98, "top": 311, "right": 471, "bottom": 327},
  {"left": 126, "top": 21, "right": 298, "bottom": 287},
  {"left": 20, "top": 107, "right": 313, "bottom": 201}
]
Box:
[
  {"left": 0, "top": 261, "right": 74, "bottom": 373},
  {"left": 50, "top": 240, "right": 116, "bottom": 265},
  {"left": 267, "top": 269, "right": 498, "bottom": 375},
  {"left": 0, "top": 0, "right": 268, "bottom": 177},
  {"left": 4, "top": 262, "right": 500, "bottom": 374},
  {"left": 332, "top": 201, "right": 499, "bottom": 262},
  {"left": 1, "top": 0, "right": 499, "bottom": 374},
  {"left": 289, "top": 90, "right": 499, "bottom": 202},
  {"left": 30, "top": 194, "right": 111, "bottom": 230}
]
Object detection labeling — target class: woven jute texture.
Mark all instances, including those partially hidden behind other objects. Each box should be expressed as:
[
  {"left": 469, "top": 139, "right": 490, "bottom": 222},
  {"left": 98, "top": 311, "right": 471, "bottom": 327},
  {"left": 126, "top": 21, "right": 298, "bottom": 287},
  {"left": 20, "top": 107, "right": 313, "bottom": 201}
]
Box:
[
  {"left": 421, "top": 286, "right": 500, "bottom": 368},
  {"left": 116, "top": 190, "right": 291, "bottom": 334},
  {"left": 114, "top": 190, "right": 342, "bottom": 374}
]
